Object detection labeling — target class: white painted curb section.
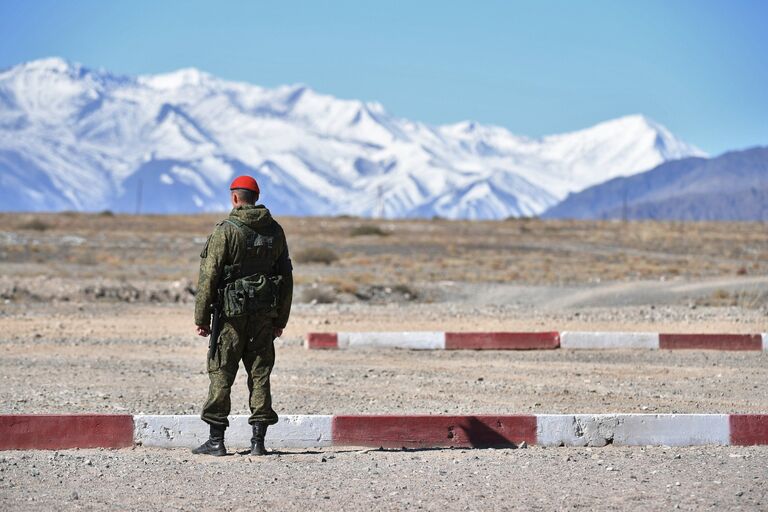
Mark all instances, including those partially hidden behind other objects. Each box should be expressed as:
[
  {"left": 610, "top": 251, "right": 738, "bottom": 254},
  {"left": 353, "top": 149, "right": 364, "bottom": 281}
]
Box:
[
  {"left": 614, "top": 414, "right": 730, "bottom": 446},
  {"left": 537, "top": 414, "right": 730, "bottom": 447},
  {"left": 560, "top": 332, "right": 659, "bottom": 350},
  {"left": 134, "top": 415, "right": 333, "bottom": 449},
  {"left": 537, "top": 415, "right": 620, "bottom": 447},
  {"left": 339, "top": 331, "right": 446, "bottom": 350}
]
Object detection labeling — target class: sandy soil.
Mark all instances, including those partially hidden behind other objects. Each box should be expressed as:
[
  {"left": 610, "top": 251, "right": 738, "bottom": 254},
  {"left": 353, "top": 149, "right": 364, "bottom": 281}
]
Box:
[{"left": 2, "top": 446, "right": 766, "bottom": 511}]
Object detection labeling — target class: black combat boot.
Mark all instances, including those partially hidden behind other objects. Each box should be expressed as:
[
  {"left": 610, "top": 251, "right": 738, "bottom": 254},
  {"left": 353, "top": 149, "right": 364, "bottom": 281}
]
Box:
[
  {"left": 192, "top": 425, "right": 226, "bottom": 456},
  {"left": 250, "top": 423, "right": 268, "bottom": 456}
]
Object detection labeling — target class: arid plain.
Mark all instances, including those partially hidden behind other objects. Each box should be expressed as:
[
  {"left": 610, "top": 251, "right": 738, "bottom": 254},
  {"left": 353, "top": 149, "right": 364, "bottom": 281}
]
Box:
[{"left": 1, "top": 213, "right": 767, "bottom": 510}]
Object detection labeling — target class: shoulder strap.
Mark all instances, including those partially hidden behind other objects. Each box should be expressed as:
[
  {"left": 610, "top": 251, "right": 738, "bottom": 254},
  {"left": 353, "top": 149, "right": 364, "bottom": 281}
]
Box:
[
  {"left": 221, "top": 217, "right": 261, "bottom": 244},
  {"left": 219, "top": 219, "right": 247, "bottom": 283},
  {"left": 221, "top": 218, "right": 249, "bottom": 233}
]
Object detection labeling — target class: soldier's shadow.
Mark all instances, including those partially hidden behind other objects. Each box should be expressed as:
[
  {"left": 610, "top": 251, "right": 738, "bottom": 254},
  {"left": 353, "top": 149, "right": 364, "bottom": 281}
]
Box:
[
  {"left": 231, "top": 419, "right": 527, "bottom": 456},
  {"left": 233, "top": 445, "right": 523, "bottom": 457},
  {"left": 233, "top": 448, "right": 325, "bottom": 456}
]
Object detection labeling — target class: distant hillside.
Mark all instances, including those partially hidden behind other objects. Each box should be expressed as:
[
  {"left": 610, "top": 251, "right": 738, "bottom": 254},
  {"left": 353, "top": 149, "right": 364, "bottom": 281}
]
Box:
[{"left": 543, "top": 147, "right": 768, "bottom": 221}]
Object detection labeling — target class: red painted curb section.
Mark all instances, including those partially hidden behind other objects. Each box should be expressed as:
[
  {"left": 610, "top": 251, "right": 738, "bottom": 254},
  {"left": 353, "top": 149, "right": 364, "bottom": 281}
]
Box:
[
  {"left": 445, "top": 332, "right": 560, "bottom": 350},
  {"left": 0, "top": 415, "right": 134, "bottom": 450},
  {"left": 332, "top": 415, "right": 537, "bottom": 448},
  {"left": 306, "top": 332, "right": 338, "bottom": 349},
  {"left": 659, "top": 334, "right": 762, "bottom": 351},
  {"left": 730, "top": 415, "right": 768, "bottom": 446}
]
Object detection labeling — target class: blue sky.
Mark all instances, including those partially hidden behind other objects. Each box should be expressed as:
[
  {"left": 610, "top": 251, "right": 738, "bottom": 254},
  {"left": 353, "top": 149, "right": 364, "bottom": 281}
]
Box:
[{"left": 1, "top": 0, "right": 766, "bottom": 154}]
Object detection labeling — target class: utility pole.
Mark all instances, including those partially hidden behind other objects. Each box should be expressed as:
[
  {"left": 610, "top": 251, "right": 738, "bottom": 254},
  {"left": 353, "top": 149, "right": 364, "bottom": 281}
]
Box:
[
  {"left": 376, "top": 185, "right": 384, "bottom": 219},
  {"left": 762, "top": 170, "right": 767, "bottom": 223},
  {"left": 135, "top": 178, "right": 143, "bottom": 215},
  {"left": 622, "top": 187, "right": 628, "bottom": 223}
]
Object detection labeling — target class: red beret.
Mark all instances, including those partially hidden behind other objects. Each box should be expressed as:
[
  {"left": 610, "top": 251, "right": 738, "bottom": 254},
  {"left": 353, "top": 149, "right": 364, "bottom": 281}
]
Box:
[{"left": 229, "top": 175, "right": 260, "bottom": 194}]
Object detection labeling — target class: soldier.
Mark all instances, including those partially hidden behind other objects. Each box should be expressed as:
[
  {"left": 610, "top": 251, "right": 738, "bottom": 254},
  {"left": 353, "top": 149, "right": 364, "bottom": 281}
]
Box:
[{"left": 192, "top": 175, "right": 293, "bottom": 456}]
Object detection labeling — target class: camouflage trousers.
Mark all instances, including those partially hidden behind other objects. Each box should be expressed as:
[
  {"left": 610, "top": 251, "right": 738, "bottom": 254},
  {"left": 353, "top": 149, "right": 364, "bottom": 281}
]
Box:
[{"left": 201, "top": 315, "right": 279, "bottom": 428}]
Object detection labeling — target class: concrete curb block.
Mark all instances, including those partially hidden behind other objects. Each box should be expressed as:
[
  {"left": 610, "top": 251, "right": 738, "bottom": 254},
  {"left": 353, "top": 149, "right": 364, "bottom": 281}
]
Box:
[
  {"left": 2, "top": 414, "right": 767, "bottom": 450},
  {"left": 560, "top": 332, "right": 659, "bottom": 350},
  {"left": 134, "top": 414, "right": 333, "bottom": 449},
  {"left": 659, "top": 333, "right": 763, "bottom": 351},
  {"left": 307, "top": 331, "right": 766, "bottom": 351},
  {"left": 340, "top": 331, "right": 445, "bottom": 350},
  {"left": 537, "top": 414, "right": 732, "bottom": 446},
  {"left": 332, "top": 414, "right": 538, "bottom": 448},
  {"left": 445, "top": 332, "right": 559, "bottom": 350},
  {"left": 0, "top": 415, "right": 134, "bottom": 450}
]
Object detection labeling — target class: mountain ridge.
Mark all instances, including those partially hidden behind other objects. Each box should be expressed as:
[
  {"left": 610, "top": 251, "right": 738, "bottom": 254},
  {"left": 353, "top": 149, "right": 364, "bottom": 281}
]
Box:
[
  {"left": 542, "top": 146, "right": 768, "bottom": 221},
  {"left": 0, "top": 57, "right": 706, "bottom": 217}
]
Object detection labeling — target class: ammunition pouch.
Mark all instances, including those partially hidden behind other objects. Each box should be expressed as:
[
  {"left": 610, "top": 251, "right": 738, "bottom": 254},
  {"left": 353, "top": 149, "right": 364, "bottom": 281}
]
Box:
[{"left": 221, "top": 274, "right": 282, "bottom": 319}]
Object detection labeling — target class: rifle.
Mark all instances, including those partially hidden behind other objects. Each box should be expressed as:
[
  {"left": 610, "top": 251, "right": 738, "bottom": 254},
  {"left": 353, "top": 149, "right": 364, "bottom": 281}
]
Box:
[{"left": 207, "top": 291, "right": 222, "bottom": 361}]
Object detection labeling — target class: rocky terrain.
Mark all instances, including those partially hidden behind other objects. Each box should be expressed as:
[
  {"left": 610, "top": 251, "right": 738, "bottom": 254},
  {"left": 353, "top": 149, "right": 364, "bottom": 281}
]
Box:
[{"left": 0, "top": 213, "right": 766, "bottom": 510}]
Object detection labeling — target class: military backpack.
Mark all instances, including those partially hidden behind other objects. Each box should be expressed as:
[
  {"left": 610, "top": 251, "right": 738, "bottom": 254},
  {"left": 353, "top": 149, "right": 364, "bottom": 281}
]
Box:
[{"left": 218, "top": 218, "right": 282, "bottom": 319}]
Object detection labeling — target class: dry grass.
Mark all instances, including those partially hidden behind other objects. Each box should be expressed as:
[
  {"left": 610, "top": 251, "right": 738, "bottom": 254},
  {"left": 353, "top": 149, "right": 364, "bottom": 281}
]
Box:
[
  {"left": 16, "top": 218, "right": 50, "bottom": 231},
  {"left": 300, "top": 286, "right": 336, "bottom": 304},
  {"left": 325, "top": 276, "right": 363, "bottom": 294},
  {"left": 349, "top": 224, "right": 389, "bottom": 237},
  {"left": 695, "top": 289, "right": 768, "bottom": 309},
  {"left": 0, "top": 213, "right": 766, "bottom": 287},
  {"left": 294, "top": 247, "right": 339, "bottom": 265}
]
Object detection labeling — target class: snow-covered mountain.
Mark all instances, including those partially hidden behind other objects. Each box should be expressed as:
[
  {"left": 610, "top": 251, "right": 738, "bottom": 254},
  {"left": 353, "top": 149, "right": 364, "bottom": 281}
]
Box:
[{"left": 0, "top": 57, "right": 706, "bottom": 218}]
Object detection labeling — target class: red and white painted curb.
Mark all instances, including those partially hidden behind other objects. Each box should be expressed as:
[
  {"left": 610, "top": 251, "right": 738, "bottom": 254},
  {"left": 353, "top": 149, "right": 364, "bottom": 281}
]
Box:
[
  {"left": 0, "top": 415, "right": 134, "bottom": 450},
  {"left": 306, "top": 332, "right": 768, "bottom": 351},
  {"left": 2, "top": 414, "right": 767, "bottom": 450},
  {"left": 306, "top": 331, "right": 560, "bottom": 350}
]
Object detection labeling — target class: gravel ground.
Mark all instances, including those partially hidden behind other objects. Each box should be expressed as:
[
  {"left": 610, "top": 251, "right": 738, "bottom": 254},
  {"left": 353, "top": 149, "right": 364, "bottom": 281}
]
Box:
[
  {"left": 1, "top": 446, "right": 766, "bottom": 511},
  {"left": 3, "top": 342, "right": 767, "bottom": 416},
  {"left": 1, "top": 300, "right": 766, "bottom": 510},
  {"left": 2, "top": 215, "right": 767, "bottom": 510},
  {"left": 0, "top": 302, "right": 766, "bottom": 416}
]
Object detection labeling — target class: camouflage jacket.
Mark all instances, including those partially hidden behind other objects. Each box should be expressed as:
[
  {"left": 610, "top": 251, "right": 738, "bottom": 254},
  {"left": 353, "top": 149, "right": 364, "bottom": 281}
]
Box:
[{"left": 195, "top": 204, "right": 293, "bottom": 328}]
